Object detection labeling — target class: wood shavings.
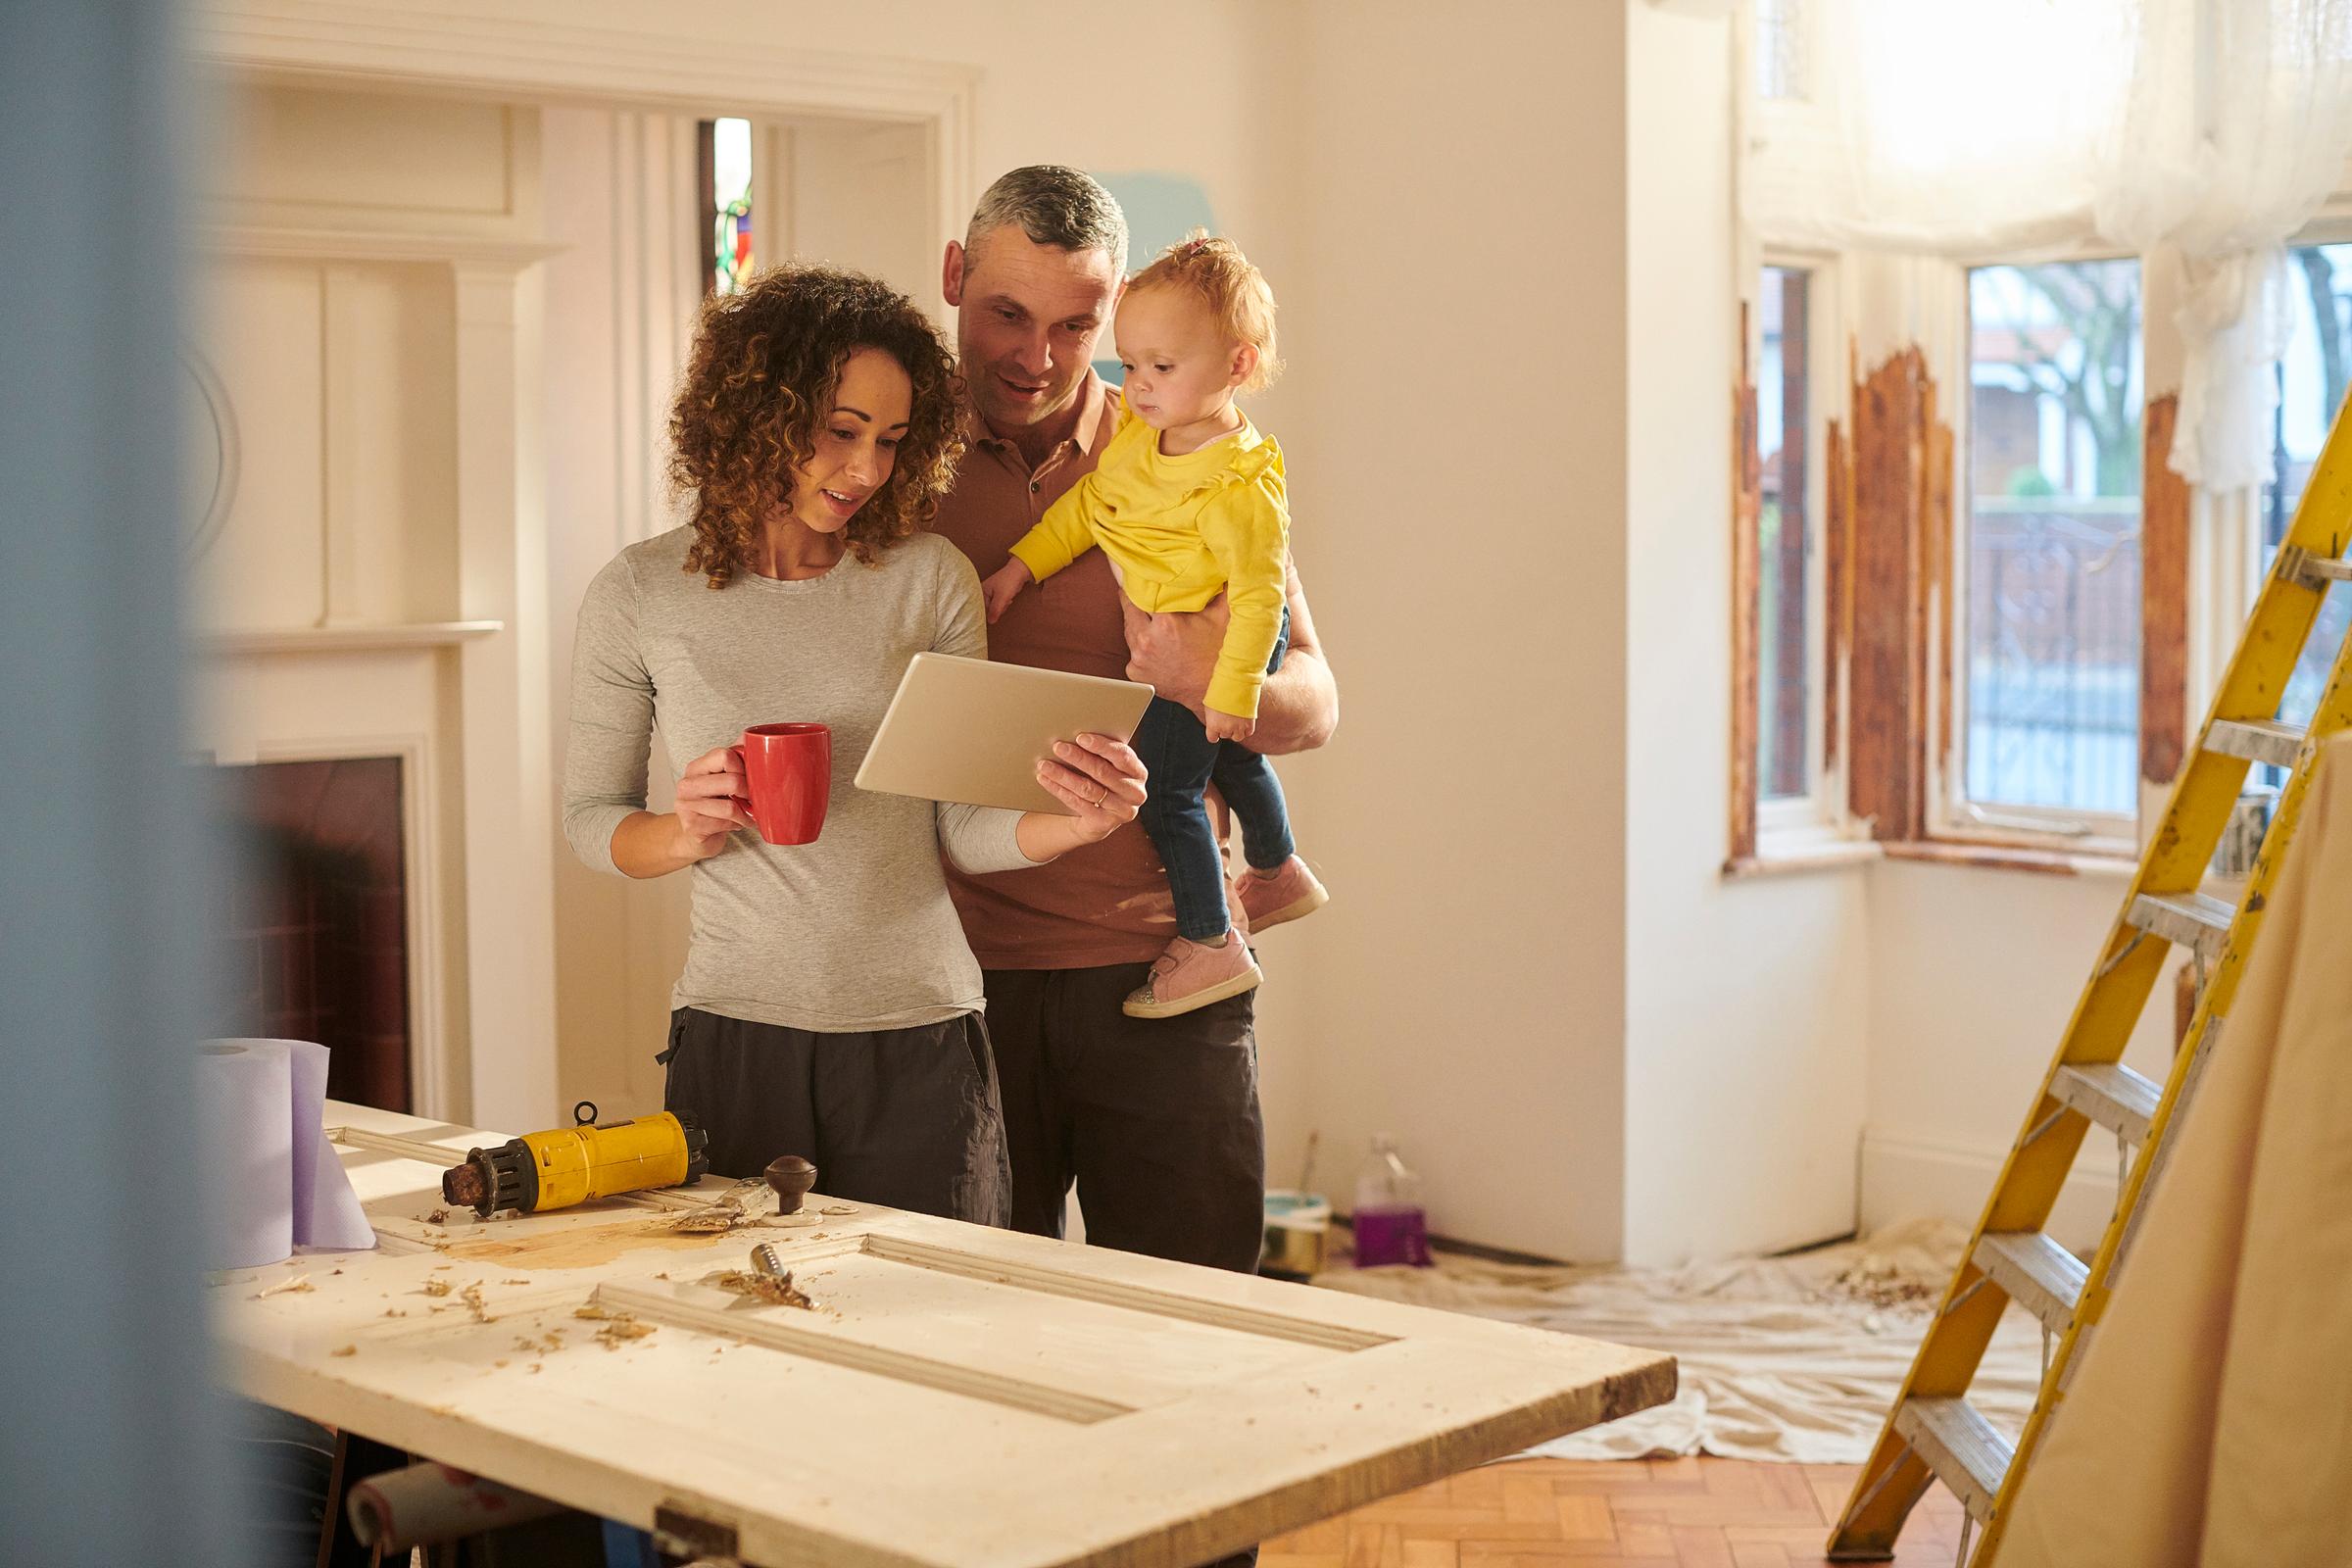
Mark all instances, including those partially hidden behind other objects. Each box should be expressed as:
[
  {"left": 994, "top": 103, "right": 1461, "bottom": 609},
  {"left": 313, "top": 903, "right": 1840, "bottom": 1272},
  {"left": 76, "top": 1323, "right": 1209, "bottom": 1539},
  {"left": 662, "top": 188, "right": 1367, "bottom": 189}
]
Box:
[
  {"left": 420, "top": 1278, "right": 454, "bottom": 1298},
  {"left": 424, "top": 1208, "right": 450, "bottom": 1224},
  {"left": 459, "top": 1282, "right": 492, "bottom": 1323},
  {"left": 383, "top": 1307, "right": 407, "bottom": 1319},
  {"left": 253, "top": 1275, "right": 315, "bottom": 1299},
  {"left": 330, "top": 1345, "right": 357, "bottom": 1357},
  {"left": 713, "top": 1269, "right": 815, "bottom": 1310},
  {"left": 501, "top": 1278, "right": 531, "bottom": 1286},
  {"left": 573, "top": 1302, "right": 618, "bottom": 1321},
  {"left": 593, "top": 1315, "right": 656, "bottom": 1350},
  {"left": 1826, "top": 1261, "right": 1939, "bottom": 1311}
]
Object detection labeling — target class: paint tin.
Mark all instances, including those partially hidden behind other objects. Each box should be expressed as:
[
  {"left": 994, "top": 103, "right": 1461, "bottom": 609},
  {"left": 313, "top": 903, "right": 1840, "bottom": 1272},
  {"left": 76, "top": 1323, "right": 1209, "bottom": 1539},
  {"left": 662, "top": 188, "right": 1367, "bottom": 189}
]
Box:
[{"left": 1260, "top": 1189, "right": 1331, "bottom": 1279}]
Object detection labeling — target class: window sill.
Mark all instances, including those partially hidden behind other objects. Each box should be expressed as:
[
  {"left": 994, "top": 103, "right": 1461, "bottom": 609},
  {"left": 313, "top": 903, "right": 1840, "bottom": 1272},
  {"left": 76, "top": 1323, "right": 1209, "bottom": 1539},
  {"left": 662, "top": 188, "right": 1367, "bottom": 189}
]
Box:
[
  {"left": 1724, "top": 836, "right": 1882, "bottom": 880},
  {"left": 1880, "top": 840, "right": 2138, "bottom": 879}
]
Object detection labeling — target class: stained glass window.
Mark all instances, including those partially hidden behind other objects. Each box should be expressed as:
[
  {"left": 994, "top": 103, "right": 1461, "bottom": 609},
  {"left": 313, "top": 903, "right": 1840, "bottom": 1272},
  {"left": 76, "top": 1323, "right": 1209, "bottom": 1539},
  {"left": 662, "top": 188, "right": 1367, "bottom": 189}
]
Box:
[{"left": 702, "top": 118, "right": 754, "bottom": 296}]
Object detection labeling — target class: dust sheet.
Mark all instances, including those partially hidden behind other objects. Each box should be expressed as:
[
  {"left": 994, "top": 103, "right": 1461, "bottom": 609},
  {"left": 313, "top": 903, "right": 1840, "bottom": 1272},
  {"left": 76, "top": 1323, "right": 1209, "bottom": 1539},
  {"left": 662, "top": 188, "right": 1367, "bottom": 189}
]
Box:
[{"left": 1317, "top": 1218, "right": 2047, "bottom": 1463}]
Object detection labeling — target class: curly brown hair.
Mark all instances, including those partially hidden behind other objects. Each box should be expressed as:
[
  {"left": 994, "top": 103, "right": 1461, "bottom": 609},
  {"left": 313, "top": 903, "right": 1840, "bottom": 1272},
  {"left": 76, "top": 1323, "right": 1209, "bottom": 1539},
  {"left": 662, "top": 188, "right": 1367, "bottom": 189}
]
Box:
[{"left": 670, "top": 265, "right": 964, "bottom": 587}]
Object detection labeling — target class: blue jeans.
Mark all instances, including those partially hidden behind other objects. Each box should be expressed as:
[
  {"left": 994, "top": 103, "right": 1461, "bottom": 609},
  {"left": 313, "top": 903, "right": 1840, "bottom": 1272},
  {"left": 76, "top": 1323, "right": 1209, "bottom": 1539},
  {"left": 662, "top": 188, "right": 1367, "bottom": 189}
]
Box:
[{"left": 1132, "top": 608, "right": 1296, "bottom": 943}]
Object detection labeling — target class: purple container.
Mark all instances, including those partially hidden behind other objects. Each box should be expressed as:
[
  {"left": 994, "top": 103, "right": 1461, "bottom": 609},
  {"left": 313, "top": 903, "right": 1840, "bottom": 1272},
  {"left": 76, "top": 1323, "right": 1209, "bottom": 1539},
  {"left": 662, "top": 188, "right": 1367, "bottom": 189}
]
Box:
[{"left": 1352, "top": 1204, "right": 1432, "bottom": 1268}]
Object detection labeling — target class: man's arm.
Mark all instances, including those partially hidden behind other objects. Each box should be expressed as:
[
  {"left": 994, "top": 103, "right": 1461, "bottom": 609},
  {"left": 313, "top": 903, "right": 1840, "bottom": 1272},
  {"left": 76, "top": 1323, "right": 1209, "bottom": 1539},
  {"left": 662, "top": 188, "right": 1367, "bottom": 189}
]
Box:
[{"left": 1120, "top": 557, "right": 1338, "bottom": 756}]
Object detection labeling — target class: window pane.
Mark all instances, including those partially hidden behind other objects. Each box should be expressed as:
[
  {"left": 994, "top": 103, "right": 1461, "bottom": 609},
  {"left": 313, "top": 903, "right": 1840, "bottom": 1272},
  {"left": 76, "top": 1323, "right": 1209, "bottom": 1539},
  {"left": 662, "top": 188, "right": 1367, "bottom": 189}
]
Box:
[
  {"left": 2262, "top": 242, "right": 2352, "bottom": 737},
  {"left": 1758, "top": 266, "right": 1811, "bottom": 801},
  {"left": 1964, "top": 260, "right": 2144, "bottom": 816},
  {"left": 1756, "top": 0, "right": 1809, "bottom": 102}
]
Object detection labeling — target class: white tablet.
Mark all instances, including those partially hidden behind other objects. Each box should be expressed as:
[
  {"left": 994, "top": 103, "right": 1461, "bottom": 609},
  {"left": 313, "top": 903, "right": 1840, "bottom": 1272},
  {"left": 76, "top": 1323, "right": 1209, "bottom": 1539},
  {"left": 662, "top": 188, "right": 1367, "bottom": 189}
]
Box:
[{"left": 853, "top": 652, "right": 1155, "bottom": 815}]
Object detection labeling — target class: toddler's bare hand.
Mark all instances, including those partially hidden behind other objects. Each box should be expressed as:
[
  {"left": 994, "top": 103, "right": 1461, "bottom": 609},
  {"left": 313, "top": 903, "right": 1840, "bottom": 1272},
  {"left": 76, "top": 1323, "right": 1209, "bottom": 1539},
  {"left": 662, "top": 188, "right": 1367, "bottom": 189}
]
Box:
[
  {"left": 1203, "top": 708, "right": 1254, "bottom": 744},
  {"left": 982, "top": 561, "right": 1032, "bottom": 624}
]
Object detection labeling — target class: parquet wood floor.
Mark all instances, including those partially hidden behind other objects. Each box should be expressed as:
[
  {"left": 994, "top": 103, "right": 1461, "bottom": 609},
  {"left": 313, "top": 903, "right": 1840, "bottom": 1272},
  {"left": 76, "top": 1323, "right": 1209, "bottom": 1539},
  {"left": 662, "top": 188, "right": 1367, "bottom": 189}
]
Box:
[{"left": 1260, "top": 1457, "right": 1968, "bottom": 1568}]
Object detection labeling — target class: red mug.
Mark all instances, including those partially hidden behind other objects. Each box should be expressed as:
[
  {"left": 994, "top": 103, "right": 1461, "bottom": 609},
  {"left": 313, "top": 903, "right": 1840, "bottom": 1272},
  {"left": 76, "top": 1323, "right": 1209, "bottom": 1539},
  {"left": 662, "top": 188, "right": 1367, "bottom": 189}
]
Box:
[{"left": 739, "top": 723, "right": 831, "bottom": 845}]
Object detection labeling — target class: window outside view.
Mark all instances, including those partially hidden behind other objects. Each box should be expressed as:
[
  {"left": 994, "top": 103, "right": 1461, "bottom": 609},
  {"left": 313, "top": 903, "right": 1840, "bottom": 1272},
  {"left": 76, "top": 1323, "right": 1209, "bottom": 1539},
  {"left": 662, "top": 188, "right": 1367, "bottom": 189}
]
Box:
[{"left": 1964, "top": 259, "right": 2144, "bottom": 819}]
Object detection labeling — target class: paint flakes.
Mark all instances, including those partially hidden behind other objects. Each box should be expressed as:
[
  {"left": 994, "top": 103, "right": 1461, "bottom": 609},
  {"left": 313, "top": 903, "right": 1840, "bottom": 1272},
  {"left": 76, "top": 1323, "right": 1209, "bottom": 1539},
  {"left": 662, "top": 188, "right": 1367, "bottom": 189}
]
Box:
[
  {"left": 330, "top": 1345, "right": 357, "bottom": 1358},
  {"left": 253, "top": 1275, "right": 315, "bottom": 1299},
  {"left": 420, "top": 1278, "right": 454, "bottom": 1298}
]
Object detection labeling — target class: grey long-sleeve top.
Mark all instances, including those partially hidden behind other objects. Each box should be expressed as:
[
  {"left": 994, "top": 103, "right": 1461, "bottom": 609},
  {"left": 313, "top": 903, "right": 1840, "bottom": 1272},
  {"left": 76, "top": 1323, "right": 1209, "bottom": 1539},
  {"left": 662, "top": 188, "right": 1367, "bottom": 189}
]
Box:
[{"left": 563, "top": 527, "right": 1034, "bottom": 1033}]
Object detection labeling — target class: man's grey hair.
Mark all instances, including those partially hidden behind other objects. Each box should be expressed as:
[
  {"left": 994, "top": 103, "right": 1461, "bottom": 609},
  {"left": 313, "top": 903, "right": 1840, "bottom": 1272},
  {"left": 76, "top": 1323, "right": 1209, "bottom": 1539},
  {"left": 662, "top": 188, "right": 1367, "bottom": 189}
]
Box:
[{"left": 964, "top": 166, "right": 1128, "bottom": 276}]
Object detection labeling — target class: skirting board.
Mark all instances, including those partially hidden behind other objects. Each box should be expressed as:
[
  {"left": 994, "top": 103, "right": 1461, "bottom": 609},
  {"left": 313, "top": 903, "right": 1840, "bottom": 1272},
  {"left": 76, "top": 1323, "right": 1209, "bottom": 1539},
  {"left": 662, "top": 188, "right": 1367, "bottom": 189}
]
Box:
[{"left": 1860, "top": 1128, "right": 2130, "bottom": 1257}]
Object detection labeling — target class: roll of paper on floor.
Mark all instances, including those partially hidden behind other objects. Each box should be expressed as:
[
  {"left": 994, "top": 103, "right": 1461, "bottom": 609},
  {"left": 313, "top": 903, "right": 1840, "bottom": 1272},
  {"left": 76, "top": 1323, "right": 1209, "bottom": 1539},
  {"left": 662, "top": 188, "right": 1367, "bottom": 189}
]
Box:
[{"left": 347, "top": 1463, "right": 564, "bottom": 1551}]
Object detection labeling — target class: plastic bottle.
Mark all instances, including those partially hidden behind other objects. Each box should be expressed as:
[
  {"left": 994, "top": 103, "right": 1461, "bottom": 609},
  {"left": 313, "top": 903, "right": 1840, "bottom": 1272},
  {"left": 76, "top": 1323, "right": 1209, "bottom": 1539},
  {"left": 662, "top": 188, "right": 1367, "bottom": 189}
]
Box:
[{"left": 1351, "top": 1133, "right": 1432, "bottom": 1267}]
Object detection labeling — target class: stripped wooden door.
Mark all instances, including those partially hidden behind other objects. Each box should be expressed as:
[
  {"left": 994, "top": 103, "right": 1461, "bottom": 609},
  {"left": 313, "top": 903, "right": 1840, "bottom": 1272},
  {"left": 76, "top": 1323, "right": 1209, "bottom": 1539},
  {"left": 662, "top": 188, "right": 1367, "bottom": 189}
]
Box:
[{"left": 215, "top": 1103, "right": 1674, "bottom": 1568}]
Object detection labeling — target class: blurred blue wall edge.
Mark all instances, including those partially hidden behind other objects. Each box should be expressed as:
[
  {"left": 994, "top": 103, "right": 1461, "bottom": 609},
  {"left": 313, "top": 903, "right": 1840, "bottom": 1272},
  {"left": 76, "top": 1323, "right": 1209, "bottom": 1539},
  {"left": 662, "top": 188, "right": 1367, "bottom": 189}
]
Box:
[{"left": 0, "top": 1, "right": 239, "bottom": 1561}]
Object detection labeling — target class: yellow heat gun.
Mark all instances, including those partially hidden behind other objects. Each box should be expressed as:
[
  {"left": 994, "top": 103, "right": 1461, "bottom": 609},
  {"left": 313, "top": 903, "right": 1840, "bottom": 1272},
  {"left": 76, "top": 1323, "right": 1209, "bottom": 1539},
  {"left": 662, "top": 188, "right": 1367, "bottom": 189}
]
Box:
[{"left": 440, "top": 1101, "right": 710, "bottom": 1218}]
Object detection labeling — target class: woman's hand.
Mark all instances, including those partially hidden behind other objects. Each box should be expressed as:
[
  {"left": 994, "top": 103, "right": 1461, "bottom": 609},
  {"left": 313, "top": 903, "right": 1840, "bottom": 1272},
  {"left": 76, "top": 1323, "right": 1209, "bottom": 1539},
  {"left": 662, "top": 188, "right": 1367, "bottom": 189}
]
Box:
[
  {"left": 672, "top": 743, "right": 752, "bottom": 860},
  {"left": 982, "top": 560, "right": 1033, "bottom": 623},
  {"left": 1202, "top": 707, "right": 1255, "bottom": 744},
  {"left": 1016, "top": 733, "right": 1149, "bottom": 861}
]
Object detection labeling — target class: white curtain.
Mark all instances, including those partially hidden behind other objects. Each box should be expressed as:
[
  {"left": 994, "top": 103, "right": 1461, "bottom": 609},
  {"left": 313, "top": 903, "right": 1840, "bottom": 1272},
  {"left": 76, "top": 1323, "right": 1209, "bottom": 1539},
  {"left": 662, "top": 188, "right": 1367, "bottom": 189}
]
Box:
[{"left": 1745, "top": 0, "right": 2352, "bottom": 487}]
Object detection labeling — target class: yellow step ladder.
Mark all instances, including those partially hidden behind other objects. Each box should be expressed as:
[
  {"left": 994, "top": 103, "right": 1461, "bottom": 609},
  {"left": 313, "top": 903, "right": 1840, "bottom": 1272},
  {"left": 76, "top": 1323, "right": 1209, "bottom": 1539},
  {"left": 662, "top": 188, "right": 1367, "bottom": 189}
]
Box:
[{"left": 1826, "top": 396, "right": 2352, "bottom": 1565}]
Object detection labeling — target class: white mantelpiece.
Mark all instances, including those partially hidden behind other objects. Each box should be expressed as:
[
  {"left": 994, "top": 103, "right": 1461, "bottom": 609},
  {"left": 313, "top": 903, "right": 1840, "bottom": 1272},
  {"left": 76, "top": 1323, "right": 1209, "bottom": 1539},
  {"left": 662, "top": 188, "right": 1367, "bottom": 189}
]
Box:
[{"left": 189, "top": 96, "right": 561, "bottom": 1128}]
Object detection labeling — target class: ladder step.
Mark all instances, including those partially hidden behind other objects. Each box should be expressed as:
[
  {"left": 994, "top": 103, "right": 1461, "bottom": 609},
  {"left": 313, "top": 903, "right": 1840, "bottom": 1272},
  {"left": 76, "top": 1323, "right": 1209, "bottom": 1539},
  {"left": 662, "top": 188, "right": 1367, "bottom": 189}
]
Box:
[
  {"left": 2281, "top": 544, "right": 2352, "bottom": 586},
  {"left": 2051, "top": 1061, "right": 2163, "bottom": 1144},
  {"left": 1894, "top": 1396, "right": 2013, "bottom": 1525},
  {"left": 2127, "top": 890, "right": 2235, "bottom": 962},
  {"left": 1973, "top": 1230, "right": 2086, "bottom": 1333},
  {"left": 2204, "top": 717, "right": 2307, "bottom": 768}
]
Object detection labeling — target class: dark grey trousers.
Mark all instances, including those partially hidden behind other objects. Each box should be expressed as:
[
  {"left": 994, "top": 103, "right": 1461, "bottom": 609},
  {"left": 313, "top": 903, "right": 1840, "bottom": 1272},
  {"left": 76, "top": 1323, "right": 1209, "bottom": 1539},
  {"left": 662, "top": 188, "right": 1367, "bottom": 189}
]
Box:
[
  {"left": 660, "top": 1006, "right": 1011, "bottom": 1226},
  {"left": 981, "top": 963, "right": 1266, "bottom": 1274}
]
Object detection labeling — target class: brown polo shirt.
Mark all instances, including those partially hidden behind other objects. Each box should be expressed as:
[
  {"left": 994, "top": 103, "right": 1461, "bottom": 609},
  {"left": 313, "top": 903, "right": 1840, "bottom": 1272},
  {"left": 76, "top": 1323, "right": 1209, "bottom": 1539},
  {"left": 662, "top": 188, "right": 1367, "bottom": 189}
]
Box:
[{"left": 931, "top": 369, "right": 1230, "bottom": 969}]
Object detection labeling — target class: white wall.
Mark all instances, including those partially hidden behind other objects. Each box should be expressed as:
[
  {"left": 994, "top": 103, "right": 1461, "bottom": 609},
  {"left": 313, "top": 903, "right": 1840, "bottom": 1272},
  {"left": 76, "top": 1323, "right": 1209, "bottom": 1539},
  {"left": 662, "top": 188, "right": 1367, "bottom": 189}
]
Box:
[
  {"left": 1618, "top": 4, "right": 1872, "bottom": 1266},
  {"left": 1864, "top": 862, "right": 2187, "bottom": 1251},
  {"left": 1250, "top": 1, "right": 1635, "bottom": 1263}
]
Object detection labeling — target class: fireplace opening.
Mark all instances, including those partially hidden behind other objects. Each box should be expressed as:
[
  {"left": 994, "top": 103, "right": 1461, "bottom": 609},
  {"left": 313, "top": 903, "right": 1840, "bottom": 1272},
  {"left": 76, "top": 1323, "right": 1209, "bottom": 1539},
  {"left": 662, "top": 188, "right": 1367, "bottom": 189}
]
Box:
[{"left": 215, "top": 757, "right": 411, "bottom": 1111}]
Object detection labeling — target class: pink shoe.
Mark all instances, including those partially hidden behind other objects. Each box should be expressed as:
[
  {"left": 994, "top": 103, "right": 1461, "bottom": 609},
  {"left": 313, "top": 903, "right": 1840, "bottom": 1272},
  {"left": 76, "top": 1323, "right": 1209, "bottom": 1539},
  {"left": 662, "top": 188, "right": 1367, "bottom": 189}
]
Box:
[
  {"left": 1122, "top": 933, "right": 1262, "bottom": 1019},
  {"left": 1233, "top": 856, "right": 1329, "bottom": 932}
]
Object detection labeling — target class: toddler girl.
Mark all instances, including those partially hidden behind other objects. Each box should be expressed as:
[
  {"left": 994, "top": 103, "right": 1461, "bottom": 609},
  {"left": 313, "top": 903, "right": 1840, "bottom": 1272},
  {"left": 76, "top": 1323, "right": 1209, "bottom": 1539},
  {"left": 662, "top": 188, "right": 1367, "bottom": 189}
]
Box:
[{"left": 983, "top": 231, "right": 1326, "bottom": 1018}]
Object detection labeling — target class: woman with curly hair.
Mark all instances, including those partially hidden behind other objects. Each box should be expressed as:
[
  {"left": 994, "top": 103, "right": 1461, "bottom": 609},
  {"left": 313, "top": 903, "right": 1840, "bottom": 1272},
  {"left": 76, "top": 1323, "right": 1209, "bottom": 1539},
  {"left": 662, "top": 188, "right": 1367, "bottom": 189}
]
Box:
[{"left": 562, "top": 265, "right": 1146, "bottom": 1223}]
